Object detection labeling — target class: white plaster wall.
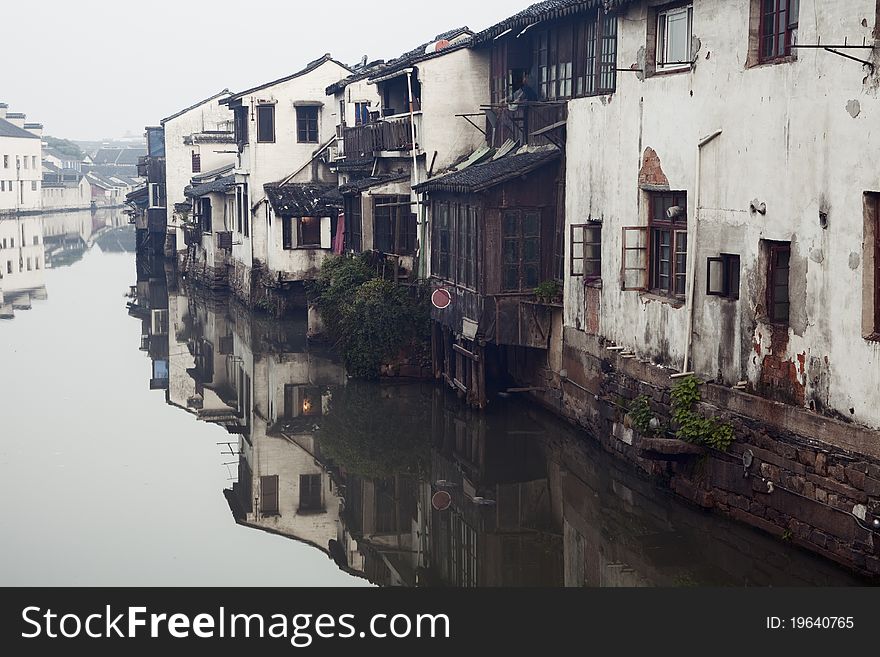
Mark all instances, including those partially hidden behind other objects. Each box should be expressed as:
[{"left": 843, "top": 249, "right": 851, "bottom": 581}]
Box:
[
  {"left": 0, "top": 215, "right": 45, "bottom": 292},
  {"left": 232, "top": 60, "right": 350, "bottom": 273},
  {"left": 162, "top": 92, "right": 234, "bottom": 249},
  {"left": 418, "top": 48, "right": 490, "bottom": 172},
  {"left": 0, "top": 135, "right": 42, "bottom": 211},
  {"left": 564, "top": 0, "right": 880, "bottom": 426}
]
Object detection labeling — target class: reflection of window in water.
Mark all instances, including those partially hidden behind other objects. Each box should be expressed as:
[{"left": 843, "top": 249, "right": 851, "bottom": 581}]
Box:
[
  {"left": 152, "top": 360, "right": 168, "bottom": 380},
  {"left": 260, "top": 475, "right": 279, "bottom": 515},
  {"left": 283, "top": 385, "right": 322, "bottom": 418},
  {"left": 299, "top": 474, "right": 322, "bottom": 512}
]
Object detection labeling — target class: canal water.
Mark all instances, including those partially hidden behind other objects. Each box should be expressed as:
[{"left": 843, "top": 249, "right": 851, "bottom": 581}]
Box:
[{"left": 0, "top": 210, "right": 865, "bottom": 586}]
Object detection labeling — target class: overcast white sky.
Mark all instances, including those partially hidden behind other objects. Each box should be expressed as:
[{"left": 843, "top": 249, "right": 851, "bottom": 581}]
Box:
[{"left": 0, "top": 0, "right": 517, "bottom": 141}]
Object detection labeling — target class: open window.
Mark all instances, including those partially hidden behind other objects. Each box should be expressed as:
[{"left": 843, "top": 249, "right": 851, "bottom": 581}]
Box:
[
  {"left": 621, "top": 226, "right": 648, "bottom": 291},
  {"left": 751, "top": 0, "right": 799, "bottom": 64},
  {"left": 648, "top": 191, "right": 688, "bottom": 299},
  {"left": 374, "top": 195, "right": 416, "bottom": 256},
  {"left": 765, "top": 241, "right": 791, "bottom": 324},
  {"left": 656, "top": 4, "right": 693, "bottom": 71},
  {"left": 571, "top": 222, "right": 602, "bottom": 279},
  {"left": 706, "top": 253, "right": 740, "bottom": 299},
  {"left": 282, "top": 216, "right": 332, "bottom": 249}
]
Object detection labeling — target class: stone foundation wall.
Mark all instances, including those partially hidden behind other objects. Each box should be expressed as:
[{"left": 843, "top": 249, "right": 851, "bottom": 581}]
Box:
[{"left": 523, "top": 327, "right": 880, "bottom": 578}]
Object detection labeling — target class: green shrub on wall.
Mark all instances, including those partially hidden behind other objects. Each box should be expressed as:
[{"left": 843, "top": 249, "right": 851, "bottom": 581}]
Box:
[
  {"left": 307, "top": 255, "right": 430, "bottom": 378},
  {"left": 670, "top": 376, "right": 735, "bottom": 451}
]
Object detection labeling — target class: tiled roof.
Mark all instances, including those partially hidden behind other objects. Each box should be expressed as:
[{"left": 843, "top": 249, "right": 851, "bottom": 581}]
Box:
[
  {"left": 116, "top": 148, "right": 147, "bottom": 166},
  {"left": 185, "top": 174, "right": 236, "bottom": 198},
  {"left": 93, "top": 148, "right": 123, "bottom": 164},
  {"left": 223, "top": 55, "right": 352, "bottom": 104},
  {"left": 414, "top": 147, "right": 560, "bottom": 193},
  {"left": 368, "top": 27, "right": 474, "bottom": 80},
  {"left": 263, "top": 181, "right": 340, "bottom": 217},
  {"left": 473, "top": 0, "right": 637, "bottom": 44},
  {"left": 332, "top": 155, "right": 375, "bottom": 172},
  {"left": 0, "top": 118, "right": 40, "bottom": 139},
  {"left": 339, "top": 172, "right": 409, "bottom": 195},
  {"left": 191, "top": 162, "right": 235, "bottom": 183},
  {"left": 325, "top": 61, "right": 388, "bottom": 96}
]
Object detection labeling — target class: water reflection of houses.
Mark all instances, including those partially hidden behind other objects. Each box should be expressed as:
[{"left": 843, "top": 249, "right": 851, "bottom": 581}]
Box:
[
  {"left": 0, "top": 214, "right": 46, "bottom": 318},
  {"left": 127, "top": 276, "right": 860, "bottom": 586},
  {"left": 144, "top": 282, "right": 365, "bottom": 575}
]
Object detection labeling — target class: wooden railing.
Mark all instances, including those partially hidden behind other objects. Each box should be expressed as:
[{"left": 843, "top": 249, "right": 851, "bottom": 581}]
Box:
[
  {"left": 489, "top": 101, "right": 567, "bottom": 148},
  {"left": 342, "top": 114, "right": 418, "bottom": 157}
]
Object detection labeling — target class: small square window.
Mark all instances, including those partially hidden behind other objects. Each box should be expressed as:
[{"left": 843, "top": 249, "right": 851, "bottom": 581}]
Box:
[
  {"left": 656, "top": 5, "right": 693, "bottom": 71},
  {"left": 706, "top": 253, "right": 740, "bottom": 299}
]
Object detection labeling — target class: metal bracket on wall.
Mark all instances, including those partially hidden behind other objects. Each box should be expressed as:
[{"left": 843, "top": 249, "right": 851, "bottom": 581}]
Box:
[{"left": 791, "top": 36, "right": 876, "bottom": 73}]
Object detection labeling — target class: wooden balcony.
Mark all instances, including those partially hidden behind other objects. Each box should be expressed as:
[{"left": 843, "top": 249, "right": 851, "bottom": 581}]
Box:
[
  {"left": 489, "top": 101, "right": 567, "bottom": 149},
  {"left": 342, "top": 113, "right": 420, "bottom": 158}
]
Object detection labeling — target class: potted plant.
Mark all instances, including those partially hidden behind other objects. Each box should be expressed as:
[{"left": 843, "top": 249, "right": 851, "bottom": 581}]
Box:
[{"left": 534, "top": 280, "right": 562, "bottom": 304}]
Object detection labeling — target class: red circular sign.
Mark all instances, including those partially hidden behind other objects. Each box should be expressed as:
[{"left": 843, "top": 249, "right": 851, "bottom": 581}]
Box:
[
  {"left": 431, "top": 490, "right": 452, "bottom": 511},
  {"left": 431, "top": 288, "right": 452, "bottom": 309}
]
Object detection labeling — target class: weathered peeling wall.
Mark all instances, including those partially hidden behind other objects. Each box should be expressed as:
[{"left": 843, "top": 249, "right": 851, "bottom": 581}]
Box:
[
  {"left": 564, "top": 0, "right": 880, "bottom": 427},
  {"left": 546, "top": 326, "right": 880, "bottom": 578}
]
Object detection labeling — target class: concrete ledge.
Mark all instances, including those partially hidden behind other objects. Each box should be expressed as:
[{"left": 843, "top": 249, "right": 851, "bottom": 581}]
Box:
[
  {"left": 638, "top": 437, "right": 704, "bottom": 459},
  {"left": 705, "top": 384, "right": 880, "bottom": 461}
]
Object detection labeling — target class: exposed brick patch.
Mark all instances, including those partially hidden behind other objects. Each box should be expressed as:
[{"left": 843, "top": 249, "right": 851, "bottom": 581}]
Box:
[{"left": 638, "top": 147, "right": 669, "bottom": 188}]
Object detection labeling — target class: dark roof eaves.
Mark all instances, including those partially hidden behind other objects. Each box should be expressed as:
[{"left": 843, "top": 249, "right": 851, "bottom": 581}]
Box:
[
  {"left": 472, "top": 0, "right": 636, "bottom": 45},
  {"left": 161, "top": 89, "right": 232, "bottom": 125},
  {"left": 223, "top": 56, "right": 353, "bottom": 104}
]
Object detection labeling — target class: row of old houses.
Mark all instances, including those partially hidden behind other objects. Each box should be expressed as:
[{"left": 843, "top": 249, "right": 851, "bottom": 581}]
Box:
[
  {"left": 132, "top": 0, "right": 880, "bottom": 576},
  {"left": 1, "top": 102, "right": 142, "bottom": 215}
]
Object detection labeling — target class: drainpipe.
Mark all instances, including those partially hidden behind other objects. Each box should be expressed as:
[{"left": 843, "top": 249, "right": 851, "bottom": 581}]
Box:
[
  {"left": 677, "top": 129, "right": 722, "bottom": 379},
  {"left": 404, "top": 69, "right": 425, "bottom": 279}
]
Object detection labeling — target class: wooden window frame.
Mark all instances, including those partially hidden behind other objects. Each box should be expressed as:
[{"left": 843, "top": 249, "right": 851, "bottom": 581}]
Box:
[
  {"left": 706, "top": 253, "right": 740, "bottom": 300},
  {"left": 875, "top": 194, "right": 880, "bottom": 335},
  {"left": 296, "top": 106, "right": 319, "bottom": 143},
  {"left": 570, "top": 223, "right": 602, "bottom": 280},
  {"left": 648, "top": 191, "right": 688, "bottom": 299},
  {"left": 373, "top": 195, "right": 416, "bottom": 256},
  {"left": 343, "top": 195, "right": 362, "bottom": 252},
  {"left": 298, "top": 474, "right": 323, "bottom": 513},
  {"left": 656, "top": 4, "right": 694, "bottom": 72},
  {"left": 199, "top": 197, "right": 212, "bottom": 233},
  {"left": 501, "top": 208, "right": 541, "bottom": 292},
  {"left": 233, "top": 106, "right": 248, "bottom": 147},
  {"left": 256, "top": 104, "right": 275, "bottom": 143},
  {"left": 766, "top": 241, "right": 791, "bottom": 325},
  {"left": 191, "top": 150, "right": 201, "bottom": 173},
  {"left": 759, "top": 0, "right": 799, "bottom": 63},
  {"left": 296, "top": 216, "right": 322, "bottom": 248},
  {"left": 621, "top": 226, "right": 648, "bottom": 291}
]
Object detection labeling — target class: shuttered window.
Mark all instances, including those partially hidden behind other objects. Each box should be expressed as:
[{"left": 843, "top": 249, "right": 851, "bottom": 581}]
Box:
[{"left": 502, "top": 209, "right": 541, "bottom": 292}]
